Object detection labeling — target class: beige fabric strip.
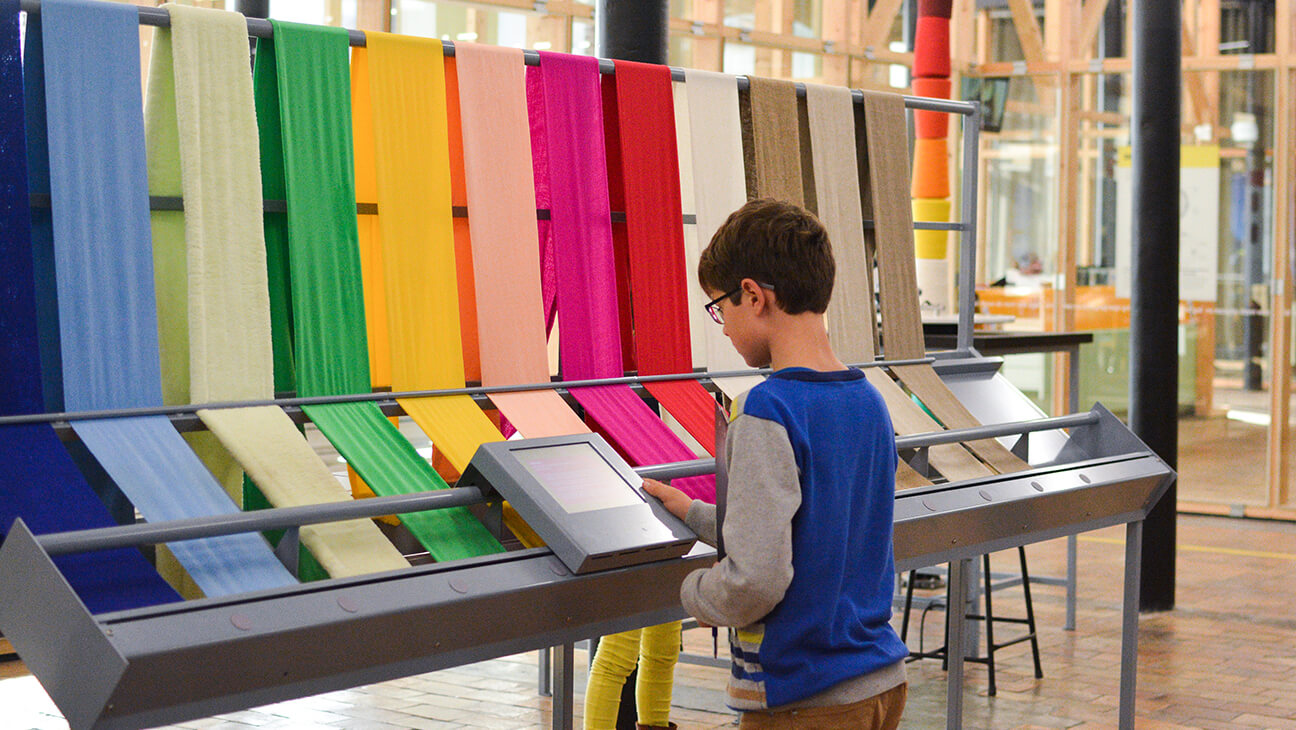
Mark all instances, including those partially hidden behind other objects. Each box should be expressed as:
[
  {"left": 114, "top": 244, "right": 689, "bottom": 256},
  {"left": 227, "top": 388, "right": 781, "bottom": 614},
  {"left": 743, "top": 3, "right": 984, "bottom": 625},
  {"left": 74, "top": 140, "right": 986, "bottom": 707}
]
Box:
[
  {"left": 804, "top": 83, "right": 876, "bottom": 364},
  {"left": 890, "top": 364, "right": 1028, "bottom": 473},
  {"left": 864, "top": 370, "right": 992, "bottom": 483},
  {"left": 684, "top": 70, "right": 765, "bottom": 399},
  {"left": 859, "top": 91, "right": 1027, "bottom": 475},
  {"left": 859, "top": 91, "right": 925, "bottom": 361},
  {"left": 742, "top": 76, "right": 804, "bottom": 205}
]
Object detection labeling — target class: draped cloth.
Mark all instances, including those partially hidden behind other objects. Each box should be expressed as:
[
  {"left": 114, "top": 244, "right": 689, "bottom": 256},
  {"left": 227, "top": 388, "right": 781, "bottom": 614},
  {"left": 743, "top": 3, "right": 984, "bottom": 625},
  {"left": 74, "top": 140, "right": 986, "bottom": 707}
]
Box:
[
  {"left": 528, "top": 52, "right": 714, "bottom": 501},
  {"left": 859, "top": 91, "right": 1025, "bottom": 477},
  {"left": 253, "top": 22, "right": 501, "bottom": 561},
  {"left": 0, "top": 1, "right": 179, "bottom": 612},
  {"left": 145, "top": 4, "right": 406, "bottom": 578},
  {"left": 34, "top": 0, "right": 295, "bottom": 597},
  {"left": 679, "top": 70, "right": 764, "bottom": 399},
  {"left": 605, "top": 60, "right": 717, "bottom": 455},
  {"left": 454, "top": 44, "right": 589, "bottom": 439}
]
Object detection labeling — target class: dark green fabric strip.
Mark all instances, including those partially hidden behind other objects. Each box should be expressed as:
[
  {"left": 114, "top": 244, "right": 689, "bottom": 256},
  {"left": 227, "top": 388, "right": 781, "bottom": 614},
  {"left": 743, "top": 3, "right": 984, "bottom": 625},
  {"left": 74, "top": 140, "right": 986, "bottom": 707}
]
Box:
[
  {"left": 255, "top": 23, "right": 500, "bottom": 560},
  {"left": 304, "top": 402, "right": 503, "bottom": 560},
  {"left": 252, "top": 38, "right": 295, "bottom": 396}
]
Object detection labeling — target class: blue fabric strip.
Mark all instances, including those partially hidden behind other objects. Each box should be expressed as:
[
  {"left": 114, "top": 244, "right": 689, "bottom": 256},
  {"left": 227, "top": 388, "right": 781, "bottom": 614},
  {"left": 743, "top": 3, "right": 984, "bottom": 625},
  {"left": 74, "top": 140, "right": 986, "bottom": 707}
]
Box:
[
  {"left": 41, "top": 0, "right": 162, "bottom": 412},
  {"left": 73, "top": 418, "right": 294, "bottom": 594},
  {"left": 18, "top": 8, "right": 62, "bottom": 412},
  {"left": 35, "top": 0, "right": 294, "bottom": 597},
  {"left": 0, "top": 0, "right": 178, "bottom": 613}
]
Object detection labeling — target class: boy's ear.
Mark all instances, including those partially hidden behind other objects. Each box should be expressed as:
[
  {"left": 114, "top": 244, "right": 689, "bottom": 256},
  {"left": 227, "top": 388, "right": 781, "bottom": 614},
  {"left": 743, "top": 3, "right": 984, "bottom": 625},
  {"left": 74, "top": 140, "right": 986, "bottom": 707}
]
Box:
[{"left": 741, "top": 278, "right": 773, "bottom": 313}]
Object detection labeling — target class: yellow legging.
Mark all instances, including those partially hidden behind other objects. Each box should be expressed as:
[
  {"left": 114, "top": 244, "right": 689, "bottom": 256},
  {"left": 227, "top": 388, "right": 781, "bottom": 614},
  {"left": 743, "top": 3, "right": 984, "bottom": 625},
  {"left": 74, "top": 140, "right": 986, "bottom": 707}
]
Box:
[{"left": 583, "top": 621, "right": 682, "bottom": 729}]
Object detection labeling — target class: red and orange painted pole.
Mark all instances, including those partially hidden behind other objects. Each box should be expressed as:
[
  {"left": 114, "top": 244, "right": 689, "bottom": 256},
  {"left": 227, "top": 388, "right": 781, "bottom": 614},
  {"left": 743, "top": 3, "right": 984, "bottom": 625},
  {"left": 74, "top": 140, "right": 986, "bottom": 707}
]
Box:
[{"left": 911, "top": 0, "right": 953, "bottom": 314}]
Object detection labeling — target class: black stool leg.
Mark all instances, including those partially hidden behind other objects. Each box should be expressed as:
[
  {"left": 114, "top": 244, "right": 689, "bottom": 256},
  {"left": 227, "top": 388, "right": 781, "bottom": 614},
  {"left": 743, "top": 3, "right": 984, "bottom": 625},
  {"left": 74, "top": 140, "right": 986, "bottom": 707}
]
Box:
[
  {"left": 982, "top": 553, "right": 996, "bottom": 697},
  {"left": 901, "top": 570, "right": 917, "bottom": 643},
  {"left": 1018, "top": 546, "right": 1044, "bottom": 680}
]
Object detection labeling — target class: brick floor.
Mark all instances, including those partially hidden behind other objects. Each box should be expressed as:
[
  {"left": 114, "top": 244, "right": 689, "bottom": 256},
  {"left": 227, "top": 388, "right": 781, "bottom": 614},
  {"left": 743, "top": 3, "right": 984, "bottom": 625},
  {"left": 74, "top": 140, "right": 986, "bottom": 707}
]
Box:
[{"left": 2, "top": 514, "right": 1294, "bottom": 729}]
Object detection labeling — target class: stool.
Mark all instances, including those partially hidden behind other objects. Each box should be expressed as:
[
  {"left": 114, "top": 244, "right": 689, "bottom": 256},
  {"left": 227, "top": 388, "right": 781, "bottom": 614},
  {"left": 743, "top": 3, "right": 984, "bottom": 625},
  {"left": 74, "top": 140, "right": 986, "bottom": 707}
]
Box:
[{"left": 900, "top": 546, "right": 1044, "bottom": 696}]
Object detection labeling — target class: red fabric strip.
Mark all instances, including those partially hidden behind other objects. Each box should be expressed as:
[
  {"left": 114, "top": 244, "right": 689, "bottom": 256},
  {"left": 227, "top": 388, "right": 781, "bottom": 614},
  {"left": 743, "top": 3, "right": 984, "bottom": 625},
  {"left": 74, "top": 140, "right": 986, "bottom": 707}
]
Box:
[{"left": 609, "top": 60, "right": 717, "bottom": 454}]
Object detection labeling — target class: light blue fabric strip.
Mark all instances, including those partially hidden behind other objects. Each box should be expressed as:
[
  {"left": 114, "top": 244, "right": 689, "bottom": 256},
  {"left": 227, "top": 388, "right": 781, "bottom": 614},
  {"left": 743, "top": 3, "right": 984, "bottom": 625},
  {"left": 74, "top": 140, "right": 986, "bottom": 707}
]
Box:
[
  {"left": 72, "top": 418, "right": 294, "bottom": 594},
  {"left": 42, "top": 0, "right": 163, "bottom": 412},
  {"left": 38, "top": 0, "right": 294, "bottom": 596}
]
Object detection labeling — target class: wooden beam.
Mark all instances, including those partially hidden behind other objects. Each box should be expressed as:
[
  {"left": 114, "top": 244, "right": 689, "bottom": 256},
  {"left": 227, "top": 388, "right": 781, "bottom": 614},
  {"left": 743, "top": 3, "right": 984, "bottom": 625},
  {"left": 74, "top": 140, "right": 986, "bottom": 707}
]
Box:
[
  {"left": 1267, "top": 0, "right": 1292, "bottom": 507},
  {"left": 1075, "top": 0, "right": 1111, "bottom": 57},
  {"left": 1180, "top": 23, "right": 1213, "bottom": 128},
  {"left": 1006, "top": 0, "right": 1047, "bottom": 64},
  {"left": 861, "top": 0, "right": 904, "bottom": 50}
]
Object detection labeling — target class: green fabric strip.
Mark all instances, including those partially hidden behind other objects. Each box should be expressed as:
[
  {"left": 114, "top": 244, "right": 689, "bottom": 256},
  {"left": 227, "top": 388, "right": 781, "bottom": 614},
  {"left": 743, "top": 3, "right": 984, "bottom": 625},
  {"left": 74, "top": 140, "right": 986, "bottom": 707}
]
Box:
[
  {"left": 252, "top": 37, "right": 296, "bottom": 396},
  {"left": 254, "top": 23, "right": 501, "bottom": 560},
  {"left": 304, "top": 402, "right": 502, "bottom": 561}
]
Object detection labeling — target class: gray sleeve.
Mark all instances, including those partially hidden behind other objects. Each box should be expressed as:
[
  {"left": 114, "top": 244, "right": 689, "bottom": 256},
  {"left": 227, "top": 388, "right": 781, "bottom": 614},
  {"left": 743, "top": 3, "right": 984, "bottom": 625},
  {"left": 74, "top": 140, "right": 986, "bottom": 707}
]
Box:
[
  {"left": 685, "top": 500, "right": 718, "bottom": 547},
  {"left": 680, "top": 414, "right": 800, "bottom": 629}
]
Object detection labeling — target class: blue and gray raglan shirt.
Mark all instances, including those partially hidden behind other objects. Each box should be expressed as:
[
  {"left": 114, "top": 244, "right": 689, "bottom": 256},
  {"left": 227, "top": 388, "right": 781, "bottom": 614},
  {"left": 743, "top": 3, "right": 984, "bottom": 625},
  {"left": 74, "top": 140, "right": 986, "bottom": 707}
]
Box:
[{"left": 681, "top": 366, "right": 908, "bottom": 711}]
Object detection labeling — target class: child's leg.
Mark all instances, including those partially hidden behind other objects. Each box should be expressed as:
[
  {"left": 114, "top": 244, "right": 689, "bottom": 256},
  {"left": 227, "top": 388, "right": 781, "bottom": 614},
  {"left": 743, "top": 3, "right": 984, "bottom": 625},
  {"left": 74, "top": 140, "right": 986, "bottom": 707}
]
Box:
[
  {"left": 634, "top": 620, "right": 683, "bottom": 728},
  {"left": 584, "top": 628, "right": 642, "bottom": 730}
]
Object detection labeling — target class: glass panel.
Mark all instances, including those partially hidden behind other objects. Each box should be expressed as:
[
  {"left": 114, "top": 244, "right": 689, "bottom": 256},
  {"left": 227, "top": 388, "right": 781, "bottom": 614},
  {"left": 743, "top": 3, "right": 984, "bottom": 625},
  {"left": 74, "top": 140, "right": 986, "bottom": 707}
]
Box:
[{"left": 1177, "top": 69, "right": 1275, "bottom": 508}]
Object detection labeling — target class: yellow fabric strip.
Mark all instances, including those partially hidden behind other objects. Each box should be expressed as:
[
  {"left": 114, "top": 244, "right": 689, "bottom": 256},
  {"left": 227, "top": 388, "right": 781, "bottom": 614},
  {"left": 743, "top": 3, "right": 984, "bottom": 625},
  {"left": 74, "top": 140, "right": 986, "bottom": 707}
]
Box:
[
  {"left": 146, "top": 5, "right": 404, "bottom": 574},
  {"left": 350, "top": 46, "right": 393, "bottom": 391},
  {"left": 200, "top": 407, "right": 407, "bottom": 576},
  {"left": 361, "top": 33, "right": 506, "bottom": 474}
]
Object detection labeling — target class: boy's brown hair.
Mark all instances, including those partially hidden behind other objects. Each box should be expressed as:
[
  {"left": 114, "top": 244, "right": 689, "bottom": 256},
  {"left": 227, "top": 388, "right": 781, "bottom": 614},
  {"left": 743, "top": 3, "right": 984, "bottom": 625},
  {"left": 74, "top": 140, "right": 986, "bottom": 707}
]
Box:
[{"left": 697, "top": 198, "right": 835, "bottom": 315}]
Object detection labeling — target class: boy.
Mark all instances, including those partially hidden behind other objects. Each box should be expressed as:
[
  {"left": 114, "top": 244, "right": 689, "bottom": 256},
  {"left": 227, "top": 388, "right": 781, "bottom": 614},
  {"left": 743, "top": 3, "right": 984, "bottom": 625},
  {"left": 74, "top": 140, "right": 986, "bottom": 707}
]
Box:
[{"left": 643, "top": 198, "right": 908, "bottom": 729}]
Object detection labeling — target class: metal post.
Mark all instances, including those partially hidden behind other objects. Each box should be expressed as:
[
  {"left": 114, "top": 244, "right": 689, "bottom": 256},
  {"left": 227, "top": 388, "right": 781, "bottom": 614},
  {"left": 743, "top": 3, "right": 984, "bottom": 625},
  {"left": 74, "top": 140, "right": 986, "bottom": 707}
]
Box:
[
  {"left": 956, "top": 101, "right": 982, "bottom": 355},
  {"left": 1129, "top": 0, "right": 1179, "bottom": 612},
  {"left": 553, "top": 642, "right": 575, "bottom": 730},
  {"left": 1066, "top": 343, "right": 1080, "bottom": 630},
  {"left": 595, "top": 0, "right": 669, "bottom": 65},
  {"left": 1120, "top": 521, "right": 1143, "bottom": 729},
  {"left": 945, "top": 558, "right": 969, "bottom": 730},
  {"left": 538, "top": 647, "right": 552, "bottom": 697}
]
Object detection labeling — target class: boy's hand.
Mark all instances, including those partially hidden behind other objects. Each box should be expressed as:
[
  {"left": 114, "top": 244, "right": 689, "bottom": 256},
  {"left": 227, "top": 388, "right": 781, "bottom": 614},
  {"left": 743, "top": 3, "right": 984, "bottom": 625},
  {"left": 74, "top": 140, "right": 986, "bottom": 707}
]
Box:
[{"left": 642, "top": 478, "right": 692, "bottom": 521}]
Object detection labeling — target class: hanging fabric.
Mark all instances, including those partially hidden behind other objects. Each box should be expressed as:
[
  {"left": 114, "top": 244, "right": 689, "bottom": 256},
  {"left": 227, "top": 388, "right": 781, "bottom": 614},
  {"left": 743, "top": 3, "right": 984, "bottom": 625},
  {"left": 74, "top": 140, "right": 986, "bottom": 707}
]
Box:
[
  {"left": 740, "top": 76, "right": 806, "bottom": 205},
  {"left": 681, "top": 70, "right": 765, "bottom": 399},
  {"left": 605, "top": 60, "right": 716, "bottom": 455},
  {"left": 455, "top": 43, "right": 589, "bottom": 438},
  {"left": 145, "top": 4, "right": 406, "bottom": 578},
  {"left": 32, "top": 0, "right": 295, "bottom": 597},
  {"left": 859, "top": 91, "right": 1026, "bottom": 475},
  {"left": 0, "top": 1, "right": 179, "bottom": 612},
  {"left": 254, "top": 21, "right": 501, "bottom": 561},
  {"left": 528, "top": 51, "right": 713, "bottom": 501}
]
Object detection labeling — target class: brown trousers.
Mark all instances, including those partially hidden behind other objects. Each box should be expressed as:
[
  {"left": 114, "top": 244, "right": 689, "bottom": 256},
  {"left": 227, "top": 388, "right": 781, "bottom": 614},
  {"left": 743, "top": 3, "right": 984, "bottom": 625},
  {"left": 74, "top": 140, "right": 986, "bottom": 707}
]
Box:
[{"left": 739, "top": 684, "right": 907, "bottom": 730}]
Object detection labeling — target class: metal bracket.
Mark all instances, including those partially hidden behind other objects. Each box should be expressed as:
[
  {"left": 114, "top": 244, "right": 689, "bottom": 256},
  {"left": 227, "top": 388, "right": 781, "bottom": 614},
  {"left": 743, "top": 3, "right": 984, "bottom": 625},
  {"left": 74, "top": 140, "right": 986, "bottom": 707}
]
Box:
[
  {"left": 1012, "top": 60, "right": 1027, "bottom": 75},
  {"left": 1011, "top": 432, "right": 1030, "bottom": 461},
  {"left": 823, "top": 39, "right": 836, "bottom": 54},
  {"left": 738, "top": 29, "right": 752, "bottom": 43},
  {"left": 904, "top": 447, "right": 930, "bottom": 477},
  {"left": 533, "top": 0, "right": 548, "bottom": 14},
  {"left": 274, "top": 526, "right": 301, "bottom": 577},
  {"left": 691, "top": 20, "right": 704, "bottom": 36},
  {"left": 1238, "top": 54, "right": 1255, "bottom": 70}
]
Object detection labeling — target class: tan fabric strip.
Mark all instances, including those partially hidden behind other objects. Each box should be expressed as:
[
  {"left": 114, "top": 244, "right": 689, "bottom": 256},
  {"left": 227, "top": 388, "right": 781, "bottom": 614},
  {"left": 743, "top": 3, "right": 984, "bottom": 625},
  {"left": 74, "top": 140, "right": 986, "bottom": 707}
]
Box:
[
  {"left": 864, "top": 369, "right": 992, "bottom": 483},
  {"left": 859, "top": 91, "right": 1026, "bottom": 475},
  {"left": 859, "top": 91, "right": 924, "bottom": 360},
  {"left": 889, "top": 364, "right": 1028, "bottom": 473},
  {"left": 805, "top": 83, "right": 876, "bottom": 363},
  {"left": 742, "top": 76, "right": 804, "bottom": 205}
]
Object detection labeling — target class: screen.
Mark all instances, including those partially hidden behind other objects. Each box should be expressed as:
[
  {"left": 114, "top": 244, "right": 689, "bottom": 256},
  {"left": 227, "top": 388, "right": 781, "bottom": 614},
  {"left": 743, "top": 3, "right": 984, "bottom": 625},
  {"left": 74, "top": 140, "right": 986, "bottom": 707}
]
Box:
[{"left": 513, "top": 443, "right": 644, "bottom": 514}]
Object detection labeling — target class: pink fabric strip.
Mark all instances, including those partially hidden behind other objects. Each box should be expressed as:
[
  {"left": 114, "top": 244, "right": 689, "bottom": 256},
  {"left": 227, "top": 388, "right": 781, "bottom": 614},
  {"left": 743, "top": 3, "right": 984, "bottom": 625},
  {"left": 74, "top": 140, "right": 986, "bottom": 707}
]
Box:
[
  {"left": 530, "top": 51, "right": 713, "bottom": 501},
  {"left": 525, "top": 65, "right": 558, "bottom": 335}
]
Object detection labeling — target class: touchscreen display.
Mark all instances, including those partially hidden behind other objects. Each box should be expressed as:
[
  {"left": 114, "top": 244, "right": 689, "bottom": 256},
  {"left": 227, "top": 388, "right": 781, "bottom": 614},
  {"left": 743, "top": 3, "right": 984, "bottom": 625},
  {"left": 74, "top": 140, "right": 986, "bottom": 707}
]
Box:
[{"left": 513, "top": 443, "right": 644, "bottom": 514}]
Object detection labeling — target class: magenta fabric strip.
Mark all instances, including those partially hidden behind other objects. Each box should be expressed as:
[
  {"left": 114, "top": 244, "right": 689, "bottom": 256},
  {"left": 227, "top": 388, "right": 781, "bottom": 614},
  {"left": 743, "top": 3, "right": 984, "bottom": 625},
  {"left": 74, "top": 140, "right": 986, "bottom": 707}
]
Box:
[
  {"left": 571, "top": 387, "right": 714, "bottom": 500},
  {"left": 524, "top": 65, "right": 558, "bottom": 335},
  {"left": 529, "top": 51, "right": 713, "bottom": 502},
  {"left": 530, "top": 52, "right": 622, "bottom": 380}
]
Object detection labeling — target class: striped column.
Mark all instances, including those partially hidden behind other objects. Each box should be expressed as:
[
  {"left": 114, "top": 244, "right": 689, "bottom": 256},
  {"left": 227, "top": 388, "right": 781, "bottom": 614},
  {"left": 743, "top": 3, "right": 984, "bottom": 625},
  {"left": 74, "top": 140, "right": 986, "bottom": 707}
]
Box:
[{"left": 911, "top": 0, "right": 953, "bottom": 314}]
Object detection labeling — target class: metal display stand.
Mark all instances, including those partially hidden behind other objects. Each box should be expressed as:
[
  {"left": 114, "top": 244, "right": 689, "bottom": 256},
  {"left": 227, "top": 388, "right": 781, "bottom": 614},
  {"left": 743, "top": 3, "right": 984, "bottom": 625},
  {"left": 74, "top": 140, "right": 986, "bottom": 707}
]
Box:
[{"left": 0, "top": 5, "right": 1173, "bottom": 730}]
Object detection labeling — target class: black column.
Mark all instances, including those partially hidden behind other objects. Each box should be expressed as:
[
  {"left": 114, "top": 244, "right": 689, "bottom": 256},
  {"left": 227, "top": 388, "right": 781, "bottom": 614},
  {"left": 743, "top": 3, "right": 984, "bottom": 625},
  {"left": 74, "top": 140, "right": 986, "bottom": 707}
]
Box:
[
  {"left": 596, "top": 0, "right": 669, "bottom": 64},
  {"left": 1130, "top": 0, "right": 1179, "bottom": 612},
  {"left": 237, "top": 0, "right": 269, "bottom": 19}
]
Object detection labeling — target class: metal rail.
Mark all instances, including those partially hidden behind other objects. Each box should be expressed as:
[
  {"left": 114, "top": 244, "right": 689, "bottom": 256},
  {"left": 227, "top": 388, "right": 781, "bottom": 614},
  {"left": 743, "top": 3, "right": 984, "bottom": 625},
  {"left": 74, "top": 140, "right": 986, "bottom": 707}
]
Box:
[{"left": 0, "top": 357, "right": 937, "bottom": 427}]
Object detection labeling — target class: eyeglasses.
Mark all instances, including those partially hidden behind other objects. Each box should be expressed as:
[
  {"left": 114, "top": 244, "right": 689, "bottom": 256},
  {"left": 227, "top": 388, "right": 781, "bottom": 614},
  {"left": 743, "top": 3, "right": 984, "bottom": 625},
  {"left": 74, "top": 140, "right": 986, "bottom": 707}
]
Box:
[{"left": 703, "top": 282, "right": 775, "bottom": 325}]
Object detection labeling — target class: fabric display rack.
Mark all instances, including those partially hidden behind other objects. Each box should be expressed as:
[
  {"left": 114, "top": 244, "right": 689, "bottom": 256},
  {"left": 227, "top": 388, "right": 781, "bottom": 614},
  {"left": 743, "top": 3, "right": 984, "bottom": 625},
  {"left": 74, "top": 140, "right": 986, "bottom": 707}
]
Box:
[{"left": 0, "top": 1, "right": 1172, "bottom": 729}]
